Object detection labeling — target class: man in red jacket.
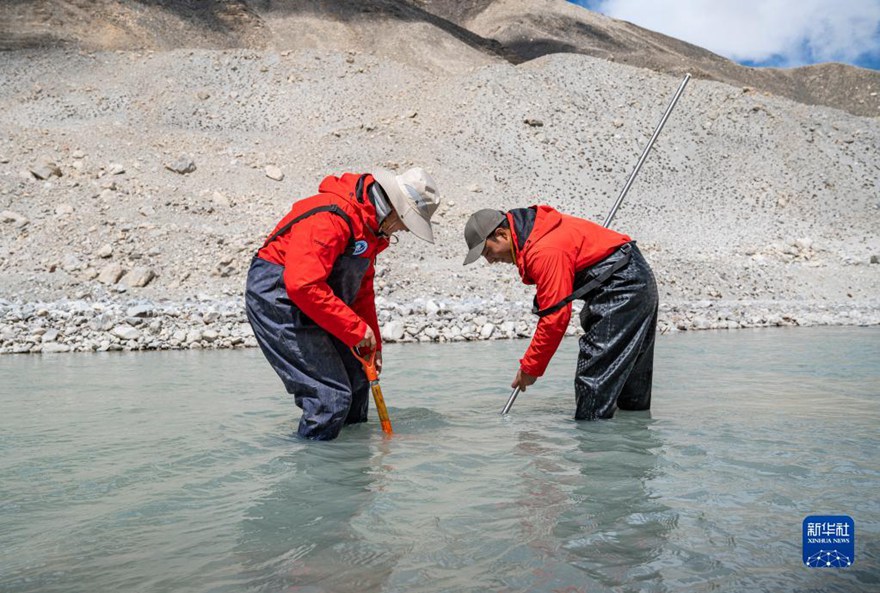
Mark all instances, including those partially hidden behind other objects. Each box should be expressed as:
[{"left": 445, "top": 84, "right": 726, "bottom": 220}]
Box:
[
  {"left": 246, "top": 168, "right": 440, "bottom": 440},
  {"left": 463, "top": 206, "right": 658, "bottom": 420}
]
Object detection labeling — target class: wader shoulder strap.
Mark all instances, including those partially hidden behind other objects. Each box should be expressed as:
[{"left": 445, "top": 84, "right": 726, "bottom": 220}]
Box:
[
  {"left": 532, "top": 242, "right": 632, "bottom": 318},
  {"left": 261, "top": 204, "right": 357, "bottom": 253}
]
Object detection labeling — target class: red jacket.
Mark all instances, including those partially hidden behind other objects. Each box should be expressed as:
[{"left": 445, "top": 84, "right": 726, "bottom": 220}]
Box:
[
  {"left": 511, "top": 206, "right": 630, "bottom": 377},
  {"left": 257, "top": 173, "right": 389, "bottom": 349}
]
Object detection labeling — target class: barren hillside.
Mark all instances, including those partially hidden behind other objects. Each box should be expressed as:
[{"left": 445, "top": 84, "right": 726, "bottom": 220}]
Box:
[
  {"left": 2, "top": 0, "right": 878, "bottom": 116},
  {"left": 0, "top": 1, "right": 878, "bottom": 353}
]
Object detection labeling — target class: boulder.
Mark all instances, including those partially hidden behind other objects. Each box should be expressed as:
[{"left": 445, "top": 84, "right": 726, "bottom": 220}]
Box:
[
  {"left": 165, "top": 157, "right": 196, "bottom": 174},
  {"left": 123, "top": 267, "right": 156, "bottom": 288},
  {"left": 265, "top": 165, "right": 284, "bottom": 181},
  {"left": 381, "top": 320, "right": 405, "bottom": 342},
  {"left": 97, "top": 263, "right": 125, "bottom": 285},
  {"left": 111, "top": 325, "right": 141, "bottom": 341},
  {"left": 29, "top": 159, "right": 61, "bottom": 180},
  {"left": 1, "top": 210, "right": 29, "bottom": 228}
]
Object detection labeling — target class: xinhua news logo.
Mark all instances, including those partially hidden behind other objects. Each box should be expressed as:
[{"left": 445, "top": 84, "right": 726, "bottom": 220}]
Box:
[{"left": 803, "top": 515, "right": 854, "bottom": 568}]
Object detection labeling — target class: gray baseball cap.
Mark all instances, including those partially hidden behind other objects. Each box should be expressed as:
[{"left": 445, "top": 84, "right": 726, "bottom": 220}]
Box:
[{"left": 463, "top": 209, "right": 506, "bottom": 265}]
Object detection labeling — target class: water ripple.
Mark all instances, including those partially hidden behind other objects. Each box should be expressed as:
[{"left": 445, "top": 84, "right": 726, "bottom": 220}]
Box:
[{"left": 1, "top": 328, "right": 878, "bottom": 592}]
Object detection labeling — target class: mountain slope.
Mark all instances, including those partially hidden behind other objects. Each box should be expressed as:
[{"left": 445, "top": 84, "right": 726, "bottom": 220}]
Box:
[{"left": 1, "top": 0, "right": 877, "bottom": 117}]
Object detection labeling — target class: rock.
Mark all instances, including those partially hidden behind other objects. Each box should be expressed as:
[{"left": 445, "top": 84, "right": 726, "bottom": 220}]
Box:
[
  {"left": 97, "top": 263, "right": 125, "bottom": 285},
  {"left": 265, "top": 165, "right": 284, "bottom": 181},
  {"left": 212, "top": 191, "right": 230, "bottom": 208},
  {"left": 111, "top": 325, "right": 141, "bottom": 341},
  {"left": 89, "top": 313, "right": 116, "bottom": 332},
  {"left": 96, "top": 244, "right": 113, "bottom": 258},
  {"left": 41, "top": 342, "right": 71, "bottom": 353},
  {"left": 381, "top": 320, "right": 405, "bottom": 341},
  {"left": 42, "top": 328, "right": 60, "bottom": 343},
  {"left": 165, "top": 157, "right": 196, "bottom": 174},
  {"left": 123, "top": 267, "right": 156, "bottom": 288},
  {"left": 29, "top": 159, "right": 61, "bottom": 180},
  {"left": 524, "top": 118, "right": 544, "bottom": 127},
  {"left": 480, "top": 323, "right": 495, "bottom": 339},
  {"left": 1, "top": 210, "right": 29, "bottom": 228},
  {"left": 108, "top": 163, "right": 125, "bottom": 175},
  {"left": 61, "top": 254, "right": 81, "bottom": 272},
  {"left": 794, "top": 237, "right": 813, "bottom": 251},
  {"left": 55, "top": 204, "right": 74, "bottom": 216},
  {"left": 127, "top": 304, "right": 154, "bottom": 318}
]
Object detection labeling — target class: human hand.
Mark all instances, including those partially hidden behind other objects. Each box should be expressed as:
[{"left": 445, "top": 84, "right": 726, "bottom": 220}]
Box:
[
  {"left": 375, "top": 351, "right": 382, "bottom": 374},
  {"left": 511, "top": 369, "right": 537, "bottom": 392},
  {"left": 356, "top": 326, "right": 377, "bottom": 351}
]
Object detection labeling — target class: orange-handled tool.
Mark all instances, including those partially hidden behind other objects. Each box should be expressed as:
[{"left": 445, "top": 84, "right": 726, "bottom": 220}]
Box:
[{"left": 351, "top": 347, "right": 393, "bottom": 435}]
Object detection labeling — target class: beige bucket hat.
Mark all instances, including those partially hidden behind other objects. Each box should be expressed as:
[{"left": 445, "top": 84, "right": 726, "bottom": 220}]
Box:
[{"left": 371, "top": 167, "right": 440, "bottom": 243}]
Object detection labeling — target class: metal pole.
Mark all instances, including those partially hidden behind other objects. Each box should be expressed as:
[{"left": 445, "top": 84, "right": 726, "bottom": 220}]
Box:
[
  {"left": 500, "top": 387, "right": 520, "bottom": 416},
  {"left": 602, "top": 73, "right": 690, "bottom": 228},
  {"left": 501, "top": 73, "right": 691, "bottom": 416}
]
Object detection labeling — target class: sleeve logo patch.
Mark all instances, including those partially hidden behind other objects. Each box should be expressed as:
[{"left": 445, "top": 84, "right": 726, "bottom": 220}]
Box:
[{"left": 352, "top": 240, "right": 369, "bottom": 256}]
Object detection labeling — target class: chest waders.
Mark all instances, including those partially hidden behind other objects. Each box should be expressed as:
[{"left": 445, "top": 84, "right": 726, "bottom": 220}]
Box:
[{"left": 245, "top": 184, "right": 376, "bottom": 440}]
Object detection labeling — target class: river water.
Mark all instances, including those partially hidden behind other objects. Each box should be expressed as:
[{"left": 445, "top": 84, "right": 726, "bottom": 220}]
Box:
[{"left": 1, "top": 327, "right": 878, "bottom": 592}]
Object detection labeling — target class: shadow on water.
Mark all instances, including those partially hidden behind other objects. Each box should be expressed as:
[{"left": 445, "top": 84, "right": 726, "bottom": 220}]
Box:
[
  {"left": 500, "top": 413, "right": 679, "bottom": 593},
  {"left": 562, "top": 415, "right": 676, "bottom": 588},
  {"left": 232, "top": 432, "right": 397, "bottom": 593}
]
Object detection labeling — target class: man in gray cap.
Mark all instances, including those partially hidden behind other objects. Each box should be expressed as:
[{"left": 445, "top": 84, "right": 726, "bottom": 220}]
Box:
[
  {"left": 246, "top": 167, "right": 440, "bottom": 440},
  {"left": 463, "top": 205, "right": 658, "bottom": 420}
]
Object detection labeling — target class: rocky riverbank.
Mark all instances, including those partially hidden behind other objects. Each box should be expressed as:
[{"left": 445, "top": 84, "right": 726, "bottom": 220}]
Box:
[{"left": 3, "top": 295, "right": 878, "bottom": 355}]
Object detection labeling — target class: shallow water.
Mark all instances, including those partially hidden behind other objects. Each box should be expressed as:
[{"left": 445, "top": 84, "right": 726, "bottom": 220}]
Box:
[{"left": 1, "top": 327, "right": 878, "bottom": 593}]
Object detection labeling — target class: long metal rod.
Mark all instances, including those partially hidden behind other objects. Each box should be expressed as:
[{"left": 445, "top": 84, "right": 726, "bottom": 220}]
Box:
[
  {"left": 501, "top": 73, "right": 691, "bottom": 416},
  {"left": 602, "top": 73, "right": 690, "bottom": 228},
  {"left": 500, "top": 387, "right": 520, "bottom": 416}
]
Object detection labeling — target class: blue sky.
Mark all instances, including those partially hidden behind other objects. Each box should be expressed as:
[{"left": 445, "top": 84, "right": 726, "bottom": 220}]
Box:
[{"left": 568, "top": 0, "right": 880, "bottom": 70}]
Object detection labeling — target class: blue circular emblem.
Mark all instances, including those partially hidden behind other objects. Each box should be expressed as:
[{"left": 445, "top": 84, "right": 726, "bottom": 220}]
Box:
[{"left": 352, "top": 240, "right": 368, "bottom": 256}]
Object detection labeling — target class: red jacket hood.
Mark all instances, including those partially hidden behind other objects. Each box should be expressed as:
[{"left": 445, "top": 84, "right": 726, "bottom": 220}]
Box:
[
  {"left": 523, "top": 205, "right": 562, "bottom": 244},
  {"left": 318, "top": 173, "right": 380, "bottom": 233},
  {"left": 511, "top": 205, "right": 562, "bottom": 281},
  {"left": 319, "top": 172, "right": 370, "bottom": 201}
]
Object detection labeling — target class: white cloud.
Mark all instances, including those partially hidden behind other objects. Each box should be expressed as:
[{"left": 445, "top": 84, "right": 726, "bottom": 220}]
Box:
[{"left": 585, "top": 0, "right": 880, "bottom": 67}]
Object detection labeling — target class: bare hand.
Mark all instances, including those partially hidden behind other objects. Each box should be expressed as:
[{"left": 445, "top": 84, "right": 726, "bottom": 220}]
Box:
[
  {"left": 511, "top": 369, "right": 537, "bottom": 392},
  {"left": 356, "top": 326, "right": 377, "bottom": 352},
  {"left": 374, "top": 351, "right": 382, "bottom": 374}
]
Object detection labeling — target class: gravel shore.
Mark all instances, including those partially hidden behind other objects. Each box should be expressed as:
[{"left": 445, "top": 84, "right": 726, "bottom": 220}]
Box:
[{"left": 3, "top": 294, "right": 878, "bottom": 355}]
